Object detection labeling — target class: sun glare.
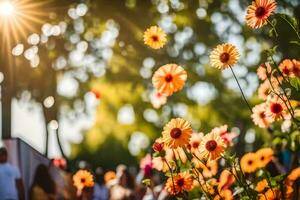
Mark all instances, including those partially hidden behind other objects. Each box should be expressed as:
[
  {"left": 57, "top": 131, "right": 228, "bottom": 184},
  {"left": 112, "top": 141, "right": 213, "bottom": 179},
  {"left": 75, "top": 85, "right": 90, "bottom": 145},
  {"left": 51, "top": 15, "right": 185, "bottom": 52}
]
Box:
[{"left": 0, "top": 1, "right": 15, "bottom": 16}]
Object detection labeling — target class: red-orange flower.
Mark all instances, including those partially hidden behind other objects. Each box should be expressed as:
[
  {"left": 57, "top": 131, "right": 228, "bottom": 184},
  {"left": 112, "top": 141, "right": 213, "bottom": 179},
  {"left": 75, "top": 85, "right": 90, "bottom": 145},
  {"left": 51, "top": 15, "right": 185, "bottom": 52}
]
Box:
[
  {"left": 251, "top": 103, "right": 273, "bottom": 128},
  {"left": 152, "top": 64, "right": 187, "bottom": 96},
  {"left": 279, "top": 59, "right": 294, "bottom": 77},
  {"left": 165, "top": 172, "right": 193, "bottom": 195},
  {"left": 245, "top": 0, "right": 277, "bottom": 29}
]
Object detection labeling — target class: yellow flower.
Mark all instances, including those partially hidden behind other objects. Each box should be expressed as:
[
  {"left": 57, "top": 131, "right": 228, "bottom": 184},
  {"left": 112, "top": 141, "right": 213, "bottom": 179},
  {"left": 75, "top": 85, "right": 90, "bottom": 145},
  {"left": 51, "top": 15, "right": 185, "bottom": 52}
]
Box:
[
  {"left": 245, "top": 0, "right": 277, "bottom": 29},
  {"left": 73, "top": 170, "right": 94, "bottom": 190},
  {"left": 162, "top": 118, "right": 192, "bottom": 148},
  {"left": 143, "top": 26, "right": 167, "bottom": 49},
  {"left": 165, "top": 172, "right": 193, "bottom": 195},
  {"left": 209, "top": 43, "right": 240, "bottom": 70},
  {"left": 240, "top": 152, "right": 258, "bottom": 173},
  {"left": 199, "top": 132, "right": 225, "bottom": 161},
  {"left": 255, "top": 148, "right": 274, "bottom": 168},
  {"left": 152, "top": 64, "right": 187, "bottom": 96},
  {"left": 255, "top": 179, "right": 269, "bottom": 193}
]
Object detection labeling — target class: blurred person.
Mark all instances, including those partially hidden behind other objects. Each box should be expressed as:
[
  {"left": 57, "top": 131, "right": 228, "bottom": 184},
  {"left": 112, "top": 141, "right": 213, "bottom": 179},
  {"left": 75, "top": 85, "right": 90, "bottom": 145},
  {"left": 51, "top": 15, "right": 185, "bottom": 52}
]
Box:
[
  {"left": 93, "top": 167, "right": 109, "bottom": 200},
  {"left": 79, "top": 187, "right": 94, "bottom": 200},
  {"left": 29, "top": 164, "right": 56, "bottom": 200},
  {"left": 110, "top": 168, "right": 135, "bottom": 200},
  {"left": 0, "top": 147, "right": 25, "bottom": 200}
]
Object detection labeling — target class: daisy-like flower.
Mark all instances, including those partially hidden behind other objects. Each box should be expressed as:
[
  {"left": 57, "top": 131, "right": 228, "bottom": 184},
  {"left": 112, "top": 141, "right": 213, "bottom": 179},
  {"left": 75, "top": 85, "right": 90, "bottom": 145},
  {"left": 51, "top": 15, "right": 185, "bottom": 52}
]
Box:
[
  {"left": 199, "top": 132, "right": 226, "bottom": 161},
  {"left": 152, "top": 64, "right": 187, "bottom": 96},
  {"left": 279, "top": 59, "right": 294, "bottom": 77},
  {"left": 73, "top": 170, "right": 94, "bottom": 190},
  {"left": 292, "top": 59, "right": 300, "bottom": 77},
  {"left": 150, "top": 91, "right": 167, "bottom": 109},
  {"left": 211, "top": 125, "right": 237, "bottom": 147},
  {"left": 266, "top": 96, "right": 288, "bottom": 120},
  {"left": 257, "top": 62, "right": 272, "bottom": 80},
  {"left": 165, "top": 172, "right": 193, "bottom": 195},
  {"left": 255, "top": 148, "right": 274, "bottom": 168},
  {"left": 255, "top": 179, "right": 269, "bottom": 193},
  {"left": 143, "top": 26, "right": 167, "bottom": 49},
  {"left": 188, "top": 132, "right": 203, "bottom": 157},
  {"left": 258, "top": 81, "right": 271, "bottom": 100},
  {"left": 162, "top": 118, "right": 192, "bottom": 148},
  {"left": 245, "top": 0, "right": 277, "bottom": 29},
  {"left": 209, "top": 43, "right": 240, "bottom": 70},
  {"left": 251, "top": 103, "right": 274, "bottom": 128},
  {"left": 240, "top": 152, "right": 258, "bottom": 173}
]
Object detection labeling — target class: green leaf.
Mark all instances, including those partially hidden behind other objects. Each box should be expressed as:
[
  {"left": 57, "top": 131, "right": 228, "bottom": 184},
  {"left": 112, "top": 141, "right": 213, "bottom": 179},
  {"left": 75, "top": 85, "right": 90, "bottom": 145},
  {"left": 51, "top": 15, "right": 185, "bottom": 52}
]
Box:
[
  {"left": 290, "top": 41, "right": 300, "bottom": 46},
  {"left": 290, "top": 77, "right": 300, "bottom": 91}
]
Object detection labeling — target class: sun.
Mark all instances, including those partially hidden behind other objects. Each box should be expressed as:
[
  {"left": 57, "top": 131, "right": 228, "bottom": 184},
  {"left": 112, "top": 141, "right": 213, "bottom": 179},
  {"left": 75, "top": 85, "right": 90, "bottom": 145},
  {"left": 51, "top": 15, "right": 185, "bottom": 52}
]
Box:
[
  {"left": 0, "top": 0, "right": 51, "bottom": 55},
  {"left": 0, "top": 1, "right": 15, "bottom": 16}
]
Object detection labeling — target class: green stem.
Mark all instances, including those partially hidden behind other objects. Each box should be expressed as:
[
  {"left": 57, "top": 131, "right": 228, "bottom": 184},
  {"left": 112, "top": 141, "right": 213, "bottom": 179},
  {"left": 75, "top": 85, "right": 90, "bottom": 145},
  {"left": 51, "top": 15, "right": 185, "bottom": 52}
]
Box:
[
  {"left": 279, "top": 15, "right": 300, "bottom": 41},
  {"left": 267, "top": 19, "right": 278, "bottom": 37},
  {"left": 229, "top": 66, "right": 253, "bottom": 113}
]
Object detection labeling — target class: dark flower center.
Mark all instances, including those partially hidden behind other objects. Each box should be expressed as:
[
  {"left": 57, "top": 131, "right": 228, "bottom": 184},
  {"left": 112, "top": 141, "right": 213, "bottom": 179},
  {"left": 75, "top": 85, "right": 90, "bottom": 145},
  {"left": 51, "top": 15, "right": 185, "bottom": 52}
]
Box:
[
  {"left": 81, "top": 178, "right": 86, "bottom": 183},
  {"left": 255, "top": 7, "right": 266, "bottom": 17},
  {"left": 259, "top": 112, "right": 265, "bottom": 119},
  {"left": 220, "top": 53, "right": 230, "bottom": 63},
  {"left": 270, "top": 103, "right": 283, "bottom": 114},
  {"left": 282, "top": 67, "right": 290, "bottom": 75},
  {"left": 205, "top": 140, "right": 218, "bottom": 152},
  {"left": 151, "top": 35, "right": 159, "bottom": 42},
  {"left": 165, "top": 74, "right": 173, "bottom": 82},
  {"left": 176, "top": 178, "right": 185, "bottom": 187},
  {"left": 170, "top": 128, "right": 182, "bottom": 139},
  {"left": 192, "top": 142, "right": 200, "bottom": 149},
  {"left": 260, "top": 156, "right": 265, "bottom": 161},
  {"left": 248, "top": 160, "right": 253, "bottom": 165}
]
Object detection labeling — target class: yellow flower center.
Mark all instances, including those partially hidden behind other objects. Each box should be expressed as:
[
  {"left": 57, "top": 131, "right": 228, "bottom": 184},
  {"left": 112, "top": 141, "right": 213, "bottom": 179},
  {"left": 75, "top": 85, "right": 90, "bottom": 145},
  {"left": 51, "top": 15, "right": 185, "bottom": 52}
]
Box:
[
  {"left": 170, "top": 128, "right": 182, "bottom": 139},
  {"left": 220, "top": 53, "right": 230, "bottom": 63},
  {"left": 205, "top": 140, "right": 217, "bottom": 152}
]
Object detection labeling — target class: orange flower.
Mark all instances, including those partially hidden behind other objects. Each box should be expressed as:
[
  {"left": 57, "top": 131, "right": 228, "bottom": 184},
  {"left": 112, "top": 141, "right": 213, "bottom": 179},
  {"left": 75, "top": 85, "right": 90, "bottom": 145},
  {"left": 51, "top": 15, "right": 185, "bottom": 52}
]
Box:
[
  {"left": 73, "top": 170, "right": 94, "bottom": 190},
  {"left": 199, "top": 132, "right": 226, "bottom": 161},
  {"left": 202, "top": 160, "right": 218, "bottom": 178},
  {"left": 257, "top": 62, "right": 272, "bottom": 80},
  {"left": 255, "top": 179, "right": 269, "bottom": 193},
  {"left": 292, "top": 59, "right": 300, "bottom": 77},
  {"left": 266, "top": 96, "right": 288, "bottom": 120},
  {"left": 259, "top": 188, "right": 281, "bottom": 200},
  {"left": 209, "top": 43, "right": 240, "bottom": 70},
  {"left": 240, "top": 153, "right": 257, "bottom": 173},
  {"left": 287, "top": 167, "right": 300, "bottom": 182},
  {"left": 245, "top": 0, "right": 277, "bottom": 29},
  {"left": 251, "top": 103, "right": 273, "bottom": 128},
  {"left": 214, "top": 189, "right": 234, "bottom": 200},
  {"left": 258, "top": 81, "right": 271, "bottom": 100},
  {"left": 143, "top": 26, "right": 167, "bottom": 49},
  {"left": 152, "top": 64, "right": 187, "bottom": 96},
  {"left": 218, "top": 170, "right": 235, "bottom": 191},
  {"left": 256, "top": 148, "right": 274, "bottom": 168},
  {"left": 162, "top": 118, "right": 192, "bottom": 148},
  {"left": 279, "top": 59, "right": 294, "bottom": 77},
  {"left": 104, "top": 171, "right": 116, "bottom": 184},
  {"left": 165, "top": 172, "right": 193, "bottom": 195},
  {"left": 285, "top": 185, "right": 294, "bottom": 199}
]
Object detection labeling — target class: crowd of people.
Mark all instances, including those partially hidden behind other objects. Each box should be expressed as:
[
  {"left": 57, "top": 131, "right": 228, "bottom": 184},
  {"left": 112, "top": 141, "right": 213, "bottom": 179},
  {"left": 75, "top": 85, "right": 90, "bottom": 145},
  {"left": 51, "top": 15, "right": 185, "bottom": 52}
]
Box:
[{"left": 0, "top": 147, "right": 169, "bottom": 200}]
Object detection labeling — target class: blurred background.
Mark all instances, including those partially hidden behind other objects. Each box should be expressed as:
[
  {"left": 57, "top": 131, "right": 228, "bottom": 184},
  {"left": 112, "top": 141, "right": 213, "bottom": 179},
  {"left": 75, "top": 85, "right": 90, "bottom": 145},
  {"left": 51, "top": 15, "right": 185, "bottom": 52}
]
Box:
[{"left": 0, "top": 0, "right": 300, "bottom": 170}]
